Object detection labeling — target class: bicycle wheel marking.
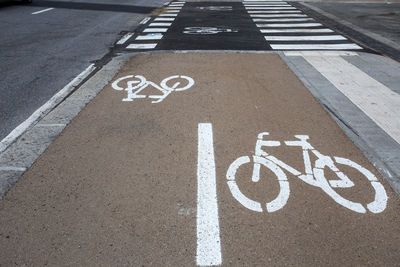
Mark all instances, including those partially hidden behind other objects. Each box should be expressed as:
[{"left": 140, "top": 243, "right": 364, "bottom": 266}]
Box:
[
  {"left": 111, "top": 74, "right": 195, "bottom": 104},
  {"left": 226, "top": 132, "right": 388, "bottom": 214}
]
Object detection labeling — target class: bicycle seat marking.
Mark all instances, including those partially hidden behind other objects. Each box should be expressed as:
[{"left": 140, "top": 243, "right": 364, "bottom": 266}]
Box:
[
  {"left": 226, "top": 132, "right": 388, "bottom": 214},
  {"left": 112, "top": 75, "right": 195, "bottom": 104}
]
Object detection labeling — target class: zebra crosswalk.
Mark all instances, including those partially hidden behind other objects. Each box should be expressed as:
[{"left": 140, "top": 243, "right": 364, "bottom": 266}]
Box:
[
  {"left": 121, "top": 1, "right": 185, "bottom": 50},
  {"left": 119, "top": 0, "right": 366, "bottom": 52},
  {"left": 243, "top": 0, "right": 363, "bottom": 50}
]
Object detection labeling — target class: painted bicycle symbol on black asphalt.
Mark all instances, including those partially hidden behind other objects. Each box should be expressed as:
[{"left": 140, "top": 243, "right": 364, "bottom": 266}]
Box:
[{"left": 183, "top": 27, "right": 238, "bottom": 35}]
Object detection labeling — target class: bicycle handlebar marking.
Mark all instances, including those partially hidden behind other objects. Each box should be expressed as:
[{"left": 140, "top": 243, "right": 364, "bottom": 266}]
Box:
[
  {"left": 111, "top": 75, "right": 195, "bottom": 104},
  {"left": 226, "top": 132, "right": 388, "bottom": 214}
]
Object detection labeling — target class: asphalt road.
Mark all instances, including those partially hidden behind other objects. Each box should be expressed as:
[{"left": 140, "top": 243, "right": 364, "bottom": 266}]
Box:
[
  {"left": 309, "top": 2, "right": 400, "bottom": 45},
  {"left": 0, "top": 0, "right": 165, "bottom": 141}
]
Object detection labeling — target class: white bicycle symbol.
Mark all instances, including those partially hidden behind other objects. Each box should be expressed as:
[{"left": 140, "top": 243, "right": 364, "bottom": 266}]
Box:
[
  {"left": 226, "top": 132, "right": 388, "bottom": 214},
  {"left": 112, "top": 75, "right": 195, "bottom": 104},
  {"left": 183, "top": 27, "right": 238, "bottom": 35}
]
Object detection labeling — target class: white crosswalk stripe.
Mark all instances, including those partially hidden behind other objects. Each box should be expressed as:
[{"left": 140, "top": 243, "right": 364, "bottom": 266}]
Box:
[
  {"left": 253, "top": 18, "right": 314, "bottom": 22},
  {"left": 264, "top": 35, "right": 347, "bottom": 41},
  {"left": 126, "top": 2, "right": 184, "bottom": 50},
  {"left": 250, "top": 14, "right": 307, "bottom": 17},
  {"left": 244, "top": 1, "right": 364, "bottom": 51}
]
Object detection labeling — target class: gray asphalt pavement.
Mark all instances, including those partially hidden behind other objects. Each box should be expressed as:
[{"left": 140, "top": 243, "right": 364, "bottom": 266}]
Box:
[
  {"left": 0, "top": 0, "right": 164, "bottom": 141},
  {"left": 309, "top": 2, "right": 400, "bottom": 45}
]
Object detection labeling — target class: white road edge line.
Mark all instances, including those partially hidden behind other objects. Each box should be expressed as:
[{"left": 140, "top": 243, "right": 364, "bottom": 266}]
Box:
[
  {"left": 197, "top": 123, "right": 222, "bottom": 266},
  {"left": 0, "top": 64, "right": 96, "bottom": 154},
  {"left": 32, "top": 8, "right": 54, "bottom": 15}
]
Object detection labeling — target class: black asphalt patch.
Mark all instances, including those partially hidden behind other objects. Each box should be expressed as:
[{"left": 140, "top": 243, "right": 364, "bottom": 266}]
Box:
[{"left": 158, "top": 2, "right": 268, "bottom": 50}]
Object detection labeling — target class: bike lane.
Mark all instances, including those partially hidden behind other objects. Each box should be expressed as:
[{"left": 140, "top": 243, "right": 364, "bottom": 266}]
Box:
[{"left": 0, "top": 52, "right": 399, "bottom": 266}]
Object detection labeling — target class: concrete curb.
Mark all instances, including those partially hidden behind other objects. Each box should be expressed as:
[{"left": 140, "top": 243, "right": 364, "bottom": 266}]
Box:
[{"left": 0, "top": 54, "right": 130, "bottom": 199}]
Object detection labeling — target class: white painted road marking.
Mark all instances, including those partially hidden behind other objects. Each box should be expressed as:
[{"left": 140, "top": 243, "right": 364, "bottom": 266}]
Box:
[
  {"left": 248, "top": 10, "right": 301, "bottom": 13},
  {"left": 197, "top": 123, "right": 222, "bottom": 266},
  {"left": 270, "top": 44, "right": 362, "bottom": 49},
  {"left": 250, "top": 14, "right": 307, "bottom": 17},
  {"left": 297, "top": 54, "right": 400, "bottom": 145},
  {"left": 264, "top": 35, "right": 347, "bottom": 41},
  {"left": 32, "top": 8, "right": 54, "bottom": 15},
  {"left": 261, "top": 28, "right": 333, "bottom": 33},
  {"left": 112, "top": 75, "right": 194, "bottom": 103},
  {"left": 246, "top": 7, "right": 297, "bottom": 9},
  {"left": 149, "top": 22, "right": 172, "bottom": 27},
  {"left": 159, "top": 13, "right": 178, "bottom": 17},
  {"left": 154, "top": 17, "right": 176, "bottom": 21},
  {"left": 116, "top": 33, "right": 134, "bottom": 45},
  {"left": 126, "top": 43, "right": 158, "bottom": 49},
  {"left": 143, "top": 28, "right": 169, "bottom": 33},
  {"left": 135, "top": 34, "right": 163, "bottom": 40},
  {"left": 254, "top": 18, "right": 313, "bottom": 22},
  {"left": 256, "top": 23, "right": 323, "bottom": 27},
  {"left": 227, "top": 132, "right": 388, "bottom": 213},
  {"left": 244, "top": 4, "right": 291, "bottom": 6},
  {"left": 139, "top": 17, "right": 151, "bottom": 24}
]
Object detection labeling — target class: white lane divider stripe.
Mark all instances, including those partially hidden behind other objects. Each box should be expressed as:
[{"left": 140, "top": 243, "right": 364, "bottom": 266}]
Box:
[
  {"left": 253, "top": 18, "right": 313, "bottom": 22},
  {"left": 126, "top": 43, "right": 158, "bottom": 49},
  {"left": 250, "top": 14, "right": 307, "bottom": 17},
  {"left": 244, "top": 4, "right": 291, "bottom": 6},
  {"left": 246, "top": 7, "right": 296, "bottom": 9},
  {"left": 149, "top": 22, "right": 172, "bottom": 27},
  {"left": 143, "top": 28, "right": 169, "bottom": 33},
  {"left": 32, "top": 8, "right": 54, "bottom": 15},
  {"left": 159, "top": 13, "right": 178, "bottom": 17},
  {"left": 257, "top": 23, "right": 322, "bottom": 27},
  {"left": 265, "top": 35, "right": 347, "bottom": 41},
  {"left": 154, "top": 17, "right": 176, "bottom": 21},
  {"left": 271, "top": 43, "right": 362, "bottom": 50},
  {"left": 197, "top": 123, "right": 222, "bottom": 266},
  {"left": 116, "top": 33, "right": 134, "bottom": 45},
  {"left": 140, "top": 17, "right": 151, "bottom": 24},
  {"left": 248, "top": 10, "right": 301, "bottom": 13},
  {"left": 261, "top": 28, "right": 333, "bottom": 33},
  {"left": 299, "top": 55, "right": 400, "bottom": 144},
  {"left": 135, "top": 34, "right": 163, "bottom": 40},
  {"left": 127, "top": 1, "right": 184, "bottom": 50},
  {"left": 244, "top": 0, "right": 287, "bottom": 2}
]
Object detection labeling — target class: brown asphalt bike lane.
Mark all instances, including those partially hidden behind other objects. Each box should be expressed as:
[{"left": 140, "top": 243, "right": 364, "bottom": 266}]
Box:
[{"left": 0, "top": 53, "right": 399, "bottom": 266}]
